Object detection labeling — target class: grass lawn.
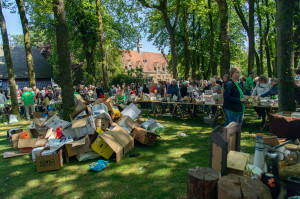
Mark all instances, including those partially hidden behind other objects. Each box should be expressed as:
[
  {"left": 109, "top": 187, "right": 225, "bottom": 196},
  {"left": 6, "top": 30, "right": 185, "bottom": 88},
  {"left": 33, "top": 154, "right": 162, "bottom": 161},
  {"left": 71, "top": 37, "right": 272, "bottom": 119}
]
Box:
[{"left": 0, "top": 109, "right": 266, "bottom": 199}]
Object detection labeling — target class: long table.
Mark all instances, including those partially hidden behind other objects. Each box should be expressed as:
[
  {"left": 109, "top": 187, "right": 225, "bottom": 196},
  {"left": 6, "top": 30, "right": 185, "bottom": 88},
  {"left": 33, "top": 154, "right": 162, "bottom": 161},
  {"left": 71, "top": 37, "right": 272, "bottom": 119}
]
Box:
[{"left": 135, "top": 100, "right": 281, "bottom": 125}]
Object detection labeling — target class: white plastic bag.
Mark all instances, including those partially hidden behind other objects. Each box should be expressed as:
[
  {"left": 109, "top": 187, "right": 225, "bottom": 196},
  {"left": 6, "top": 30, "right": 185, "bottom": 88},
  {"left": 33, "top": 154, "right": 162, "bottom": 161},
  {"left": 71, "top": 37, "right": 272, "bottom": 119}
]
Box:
[{"left": 9, "top": 115, "right": 18, "bottom": 124}]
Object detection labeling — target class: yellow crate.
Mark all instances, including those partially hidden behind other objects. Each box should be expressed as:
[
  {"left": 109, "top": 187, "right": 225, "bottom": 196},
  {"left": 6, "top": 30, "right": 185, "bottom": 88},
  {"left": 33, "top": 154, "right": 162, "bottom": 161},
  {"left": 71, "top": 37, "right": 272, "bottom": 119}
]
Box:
[
  {"left": 91, "top": 137, "right": 114, "bottom": 160},
  {"left": 96, "top": 127, "right": 104, "bottom": 134}
]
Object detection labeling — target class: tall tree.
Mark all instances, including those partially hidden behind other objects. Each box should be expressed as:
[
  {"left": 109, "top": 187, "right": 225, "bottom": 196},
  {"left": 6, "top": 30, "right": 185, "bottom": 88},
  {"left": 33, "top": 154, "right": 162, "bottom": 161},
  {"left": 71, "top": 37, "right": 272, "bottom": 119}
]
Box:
[
  {"left": 208, "top": 0, "right": 217, "bottom": 76},
  {"left": 256, "top": 0, "right": 263, "bottom": 75},
  {"left": 0, "top": 1, "right": 20, "bottom": 119},
  {"left": 180, "top": 0, "right": 190, "bottom": 79},
  {"left": 276, "top": 0, "right": 295, "bottom": 112},
  {"left": 233, "top": 0, "right": 259, "bottom": 74},
  {"left": 96, "top": 0, "right": 108, "bottom": 92},
  {"left": 53, "top": 0, "right": 75, "bottom": 120},
  {"left": 248, "top": 0, "right": 255, "bottom": 73},
  {"left": 264, "top": 0, "right": 272, "bottom": 77},
  {"left": 138, "top": 0, "right": 180, "bottom": 79},
  {"left": 216, "top": 0, "right": 230, "bottom": 76},
  {"left": 16, "top": 0, "right": 36, "bottom": 87}
]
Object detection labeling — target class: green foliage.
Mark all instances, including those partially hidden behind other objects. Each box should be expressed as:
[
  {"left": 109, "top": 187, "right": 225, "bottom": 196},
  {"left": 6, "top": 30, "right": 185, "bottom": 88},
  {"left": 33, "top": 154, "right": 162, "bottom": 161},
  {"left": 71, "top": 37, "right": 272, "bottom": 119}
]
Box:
[{"left": 110, "top": 68, "right": 152, "bottom": 86}]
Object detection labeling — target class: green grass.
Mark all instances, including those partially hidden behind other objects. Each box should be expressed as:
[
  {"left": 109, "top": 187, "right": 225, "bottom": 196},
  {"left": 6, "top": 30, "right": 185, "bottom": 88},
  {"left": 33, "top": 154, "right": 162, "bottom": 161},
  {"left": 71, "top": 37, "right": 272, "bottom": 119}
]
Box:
[{"left": 0, "top": 109, "right": 265, "bottom": 199}]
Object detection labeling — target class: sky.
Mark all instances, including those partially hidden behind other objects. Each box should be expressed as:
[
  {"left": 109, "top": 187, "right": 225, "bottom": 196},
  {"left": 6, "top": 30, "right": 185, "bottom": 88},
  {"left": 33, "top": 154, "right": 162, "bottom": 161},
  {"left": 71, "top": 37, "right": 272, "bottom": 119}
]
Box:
[{"left": 2, "top": 8, "right": 166, "bottom": 54}]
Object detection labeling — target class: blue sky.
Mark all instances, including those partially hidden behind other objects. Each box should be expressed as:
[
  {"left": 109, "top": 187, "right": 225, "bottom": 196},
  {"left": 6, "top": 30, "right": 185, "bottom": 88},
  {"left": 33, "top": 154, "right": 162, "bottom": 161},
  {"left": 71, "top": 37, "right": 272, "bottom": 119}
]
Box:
[{"left": 2, "top": 7, "right": 166, "bottom": 54}]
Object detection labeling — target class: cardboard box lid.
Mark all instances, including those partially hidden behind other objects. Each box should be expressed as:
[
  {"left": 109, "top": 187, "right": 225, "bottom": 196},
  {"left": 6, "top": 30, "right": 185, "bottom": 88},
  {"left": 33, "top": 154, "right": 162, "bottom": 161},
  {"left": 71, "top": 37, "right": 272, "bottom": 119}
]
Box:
[
  {"left": 91, "top": 103, "right": 108, "bottom": 116},
  {"left": 75, "top": 94, "right": 90, "bottom": 104},
  {"left": 227, "top": 151, "right": 249, "bottom": 171},
  {"left": 99, "top": 126, "right": 134, "bottom": 162},
  {"left": 67, "top": 135, "right": 89, "bottom": 147},
  {"left": 75, "top": 101, "right": 88, "bottom": 112},
  {"left": 35, "top": 139, "right": 48, "bottom": 147},
  {"left": 45, "top": 128, "right": 56, "bottom": 139},
  {"left": 121, "top": 103, "right": 141, "bottom": 120},
  {"left": 72, "top": 117, "right": 89, "bottom": 129},
  {"left": 70, "top": 105, "right": 91, "bottom": 121},
  {"left": 18, "top": 138, "right": 38, "bottom": 148}
]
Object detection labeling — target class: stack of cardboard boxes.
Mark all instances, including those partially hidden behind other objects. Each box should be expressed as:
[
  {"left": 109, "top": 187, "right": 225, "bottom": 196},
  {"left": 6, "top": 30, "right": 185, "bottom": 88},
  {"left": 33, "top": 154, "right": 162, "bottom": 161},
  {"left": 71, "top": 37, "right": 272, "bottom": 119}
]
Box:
[{"left": 4, "top": 95, "right": 162, "bottom": 172}]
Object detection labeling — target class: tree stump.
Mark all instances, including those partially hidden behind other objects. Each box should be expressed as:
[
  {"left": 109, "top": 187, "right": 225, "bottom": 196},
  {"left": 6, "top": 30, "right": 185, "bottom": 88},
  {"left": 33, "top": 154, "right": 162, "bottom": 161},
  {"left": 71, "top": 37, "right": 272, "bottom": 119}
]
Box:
[
  {"left": 186, "top": 166, "right": 221, "bottom": 199},
  {"left": 218, "top": 174, "right": 272, "bottom": 199}
]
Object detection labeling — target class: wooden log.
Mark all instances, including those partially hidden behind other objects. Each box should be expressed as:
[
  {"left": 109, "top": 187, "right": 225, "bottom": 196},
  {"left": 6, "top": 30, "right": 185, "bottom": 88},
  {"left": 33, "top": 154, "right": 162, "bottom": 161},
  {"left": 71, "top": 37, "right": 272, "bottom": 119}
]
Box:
[
  {"left": 186, "top": 166, "right": 221, "bottom": 199},
  {"left": 218, "top": 174, "right": 272, "bottom": 199}
]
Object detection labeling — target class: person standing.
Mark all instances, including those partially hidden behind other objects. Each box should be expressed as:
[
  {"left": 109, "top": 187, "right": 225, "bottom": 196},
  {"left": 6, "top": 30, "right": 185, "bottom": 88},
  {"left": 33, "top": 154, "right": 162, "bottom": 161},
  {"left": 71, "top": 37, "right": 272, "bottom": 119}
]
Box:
[
  {"left": 95, "top": 83, "right": 104, "bottom": 98},
  {"left": 245, "top": 72, "right": 255, "bottom": 96},
  {"left": 295, "top": 69, "right": 300, "bottom": 105},
  {"left": 21, "top": 87, "right": 36, "bottom": 121},
  {"left": 223, "top": 67, "right": 249, "bottom": 126}
]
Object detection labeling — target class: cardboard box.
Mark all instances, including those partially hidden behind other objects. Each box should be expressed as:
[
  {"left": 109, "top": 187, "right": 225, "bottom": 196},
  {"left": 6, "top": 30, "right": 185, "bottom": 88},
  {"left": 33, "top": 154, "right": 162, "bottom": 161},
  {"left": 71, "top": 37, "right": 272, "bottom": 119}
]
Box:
[
  {"left": 36, "top": 147, "right": 63, "bottom": 172},
  {"left": 70, "top": 105, "right": 91, "bottom": 121},
  {"left": 91, "top": 137, "right": 114, "bottom": 159},
  {"left": 65, "top": 136, "right": 90, "bottom": 157},
  {"left": 12, "top": 132, "right": 22, "bottom": 148},
  {"left": 33, "top": 118, "right": 45, "bottom": 127},
  {"left": 205, "top": 90, "right": 214, "bottom": 95},
  {"left": 43, "top": 115, "right": 70, "bottom": 131},
  {"left": 94, "top": 118, "right": 110, "bottom": 130},
  {"left": 227, "top": 151, "right": 249, "bottom": 176},
  {"left": 94, "top": 97, "right": 114, "bottom": 111},
  {"left": 91, "top": 103, "right": 108, "bottom": 116},
  {"left": 18, "top": 129, "right": 41, "bottom": 148},
  {"left": 121, "top": 103, "right": 141, "bottom": 120},
  {"left": 3, "top": 151, "right": 30, "bottom": 159},
  {"left": 117, "top": 116, "right": 137, "bottom": 134},
  {"left": 33, "top": 112, "right": 44, "bottom": 119},
  {"left": 111, "top": 106, "right": 121, "bottom": 120},
  {"left": 132, "top": 127, "right": 160, "bottom": 146},
  {"left": 95, "top": 126, "right": 134, "bottom": 163},
  {"left": 74, "top": 94, "right": 90, "bottom": 105},
  {"left": 63, "top": 116, "right": 96, "bottom": 139}
]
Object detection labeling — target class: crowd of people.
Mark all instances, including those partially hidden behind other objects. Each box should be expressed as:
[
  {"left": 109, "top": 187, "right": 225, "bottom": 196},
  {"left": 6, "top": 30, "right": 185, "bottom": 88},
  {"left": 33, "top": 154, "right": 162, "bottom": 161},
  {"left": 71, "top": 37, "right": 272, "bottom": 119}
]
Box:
[{"left": 1, "top": 67, "right": 299, "bottom": 125}]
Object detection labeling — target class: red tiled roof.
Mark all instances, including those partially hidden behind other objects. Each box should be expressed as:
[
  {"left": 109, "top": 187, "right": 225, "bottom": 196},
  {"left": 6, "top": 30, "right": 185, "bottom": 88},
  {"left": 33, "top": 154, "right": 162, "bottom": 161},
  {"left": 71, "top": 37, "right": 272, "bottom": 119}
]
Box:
[{"left": 122, "top": 50, "right": 168, "bottom": 72}]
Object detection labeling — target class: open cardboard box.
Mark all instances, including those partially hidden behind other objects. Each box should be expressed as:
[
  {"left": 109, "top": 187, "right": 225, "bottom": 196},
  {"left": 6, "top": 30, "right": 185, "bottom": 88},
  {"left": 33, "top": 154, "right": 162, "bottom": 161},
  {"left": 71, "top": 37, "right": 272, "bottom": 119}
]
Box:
[
  {"left": 18, "top": 128, "right": 48, "bottom": 149},
  {"left": 117, "top": 115, "right": 137, "bottom": 134},
  {"left": 63, "top": 116, "right": 96, "bottom": 139},
  {"left": 92, "top": 126, "right": 134, "bottom": 163},
  {"left": 36, "top": 147, "right": 63, "bottom": 172},
  {"left": 93, "top": 97, "right": 114, "bottom": 111},
  {"left": 65, "top": 136, "right": 91, "bottom": 157}
]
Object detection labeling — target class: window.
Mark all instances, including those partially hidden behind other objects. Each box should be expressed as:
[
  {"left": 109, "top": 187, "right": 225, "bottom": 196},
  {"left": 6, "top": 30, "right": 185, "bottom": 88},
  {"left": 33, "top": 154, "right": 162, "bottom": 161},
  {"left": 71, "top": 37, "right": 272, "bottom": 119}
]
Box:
[
  {"left": 157, "top": 79, "right": 161, "bottom": 82},
  {"left": 166, "top": 79, "right": 169, "bottom": 82},
  {"left": 154, "top": 67, "right": 157, "bottom": 71},
  {"left": 143, "top": 59, "right": 147, "bottom": 63},
  {"left": 158, "top": 67, "right": 160, "bottom": 71},
  {"left": 162, "top": 67, "right": 165, "bottom": 71},
  {"left": 129, "top": 65, "right": 132, "bottom": 70},
  {"left": 125, "top": 66, "right": 128, "bottom": 70}
]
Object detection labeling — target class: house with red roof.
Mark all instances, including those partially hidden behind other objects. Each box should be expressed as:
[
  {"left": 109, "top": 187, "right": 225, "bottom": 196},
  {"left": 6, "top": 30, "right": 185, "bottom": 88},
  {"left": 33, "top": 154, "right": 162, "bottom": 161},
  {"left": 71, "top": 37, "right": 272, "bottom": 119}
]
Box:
[{"left": 121, "top": 41, "right": 172, "bottom": 83}]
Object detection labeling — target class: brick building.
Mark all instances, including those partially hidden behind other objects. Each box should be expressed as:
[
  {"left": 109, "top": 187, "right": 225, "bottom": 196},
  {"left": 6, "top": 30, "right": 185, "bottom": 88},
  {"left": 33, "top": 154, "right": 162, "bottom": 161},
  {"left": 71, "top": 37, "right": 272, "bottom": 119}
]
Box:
[{"left": 121, "top": 41, "right": 172, "bottom": 83}]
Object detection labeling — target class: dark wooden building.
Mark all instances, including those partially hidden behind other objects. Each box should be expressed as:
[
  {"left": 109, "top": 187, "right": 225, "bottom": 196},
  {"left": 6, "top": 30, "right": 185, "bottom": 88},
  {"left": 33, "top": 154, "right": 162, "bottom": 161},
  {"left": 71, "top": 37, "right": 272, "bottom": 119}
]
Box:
[{"left": 0, "top": 46, "right": 53, "bottom": 90}]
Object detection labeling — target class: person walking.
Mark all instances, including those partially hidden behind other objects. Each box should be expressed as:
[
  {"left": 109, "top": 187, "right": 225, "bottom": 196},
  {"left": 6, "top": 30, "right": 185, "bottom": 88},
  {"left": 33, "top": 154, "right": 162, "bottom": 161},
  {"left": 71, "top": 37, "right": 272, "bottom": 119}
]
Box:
[
  {"left": 245, "top": 72, "right": 255, "bottom": 96},
  {"left": 223, "top": 67, "right": 249, "bottom": 126},
  {"left": 21, "top": 87, "right": 36, "bottom": 121}
]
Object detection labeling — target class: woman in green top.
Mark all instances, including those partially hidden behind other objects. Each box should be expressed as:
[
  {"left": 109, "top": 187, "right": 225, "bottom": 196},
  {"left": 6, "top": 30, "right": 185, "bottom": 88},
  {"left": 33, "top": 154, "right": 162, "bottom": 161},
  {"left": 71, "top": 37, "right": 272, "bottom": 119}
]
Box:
[{"left": 117, "top": 89, "right": 126, "bottom": 104}]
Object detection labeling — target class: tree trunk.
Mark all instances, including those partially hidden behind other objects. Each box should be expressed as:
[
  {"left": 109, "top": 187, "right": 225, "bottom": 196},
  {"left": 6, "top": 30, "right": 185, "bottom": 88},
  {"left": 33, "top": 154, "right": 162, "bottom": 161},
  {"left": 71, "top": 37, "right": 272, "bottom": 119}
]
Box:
[
  {"left": 264, "top": 0, "right": 272, "bottom": 77},
  {"left": 216, "top": 0, "right": 230, "bottom": 76},
  {"left": 0, "top": 1, "right": 20, "bottom": 119},
  {"left": 276, "top": 0, "right": 295, "bottom": 112},
  {"left": 270, "top": 40, "right": 277, "bottom": 77},
  {"left": 191, "top": 14, "right": 197, "bottom": 79},
  {"left": 84, "top": 50, "right": 96, "bottom": 76},
  {"left": 16, "top": 0, "right": 36, "bottom": 88},
  {"left": 96, "top": 0, "right": 109, "bottom": 92},
  {"left": 294, "top": 0, "right": 300, "bottom": 69},
  {"left": 138, "top": 0, "right": 180, "bottom": 80},
  {"left": 256, "top": 0, "right": 263, "bottom": 75},
  {"left": 248, "top": 0, "right": 255, "bottom": 73},
  {"left": 53, "top": 0, "right": 75, "bottom": 120},
  {"left": 182, "top": 3, "right": 190, "bottom": 80},
  {"left": 209, "top": 0, "right": 217, "bottom": 76}
]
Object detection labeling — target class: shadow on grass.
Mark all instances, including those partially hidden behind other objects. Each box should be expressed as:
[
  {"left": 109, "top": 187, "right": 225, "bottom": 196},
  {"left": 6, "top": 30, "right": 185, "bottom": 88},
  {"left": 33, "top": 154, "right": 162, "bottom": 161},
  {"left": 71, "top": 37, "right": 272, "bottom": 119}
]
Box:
[{"left": 0, "top": 109, "right": 261, "bottom": 199}]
